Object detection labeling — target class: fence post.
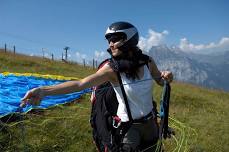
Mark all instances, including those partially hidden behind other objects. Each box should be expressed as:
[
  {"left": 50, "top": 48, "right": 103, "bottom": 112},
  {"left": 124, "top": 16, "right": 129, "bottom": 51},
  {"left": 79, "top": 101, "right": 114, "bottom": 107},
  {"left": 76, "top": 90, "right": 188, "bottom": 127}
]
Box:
[
  {"left": 13, "top": 45, "right": 16, "bottom": 54},
  {"left": 83, "top": 59, "right": 85, "bottom": 67},
  {"left": 42, "top": 48, "right": 45, "bottom": 59},
  {"left": 4, "top": 44, "right": 7, "bottom": 52},
  {"left": 93, "top": 59, "right": 95, "bottom": 69}
]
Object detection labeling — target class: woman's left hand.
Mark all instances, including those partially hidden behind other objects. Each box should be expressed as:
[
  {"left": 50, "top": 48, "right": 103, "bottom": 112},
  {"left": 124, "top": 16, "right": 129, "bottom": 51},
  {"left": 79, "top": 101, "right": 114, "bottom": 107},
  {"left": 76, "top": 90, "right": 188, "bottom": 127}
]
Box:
[{"left": 161, "top": 71, "right": 173, "bottom": 83}]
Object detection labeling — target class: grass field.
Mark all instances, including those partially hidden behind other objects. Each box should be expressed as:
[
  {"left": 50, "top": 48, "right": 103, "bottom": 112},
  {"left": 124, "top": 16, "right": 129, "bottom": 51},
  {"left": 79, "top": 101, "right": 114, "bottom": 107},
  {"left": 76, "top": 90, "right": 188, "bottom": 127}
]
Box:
[{"left": 0, "top": 50, "right": 229, "bottom": 152}]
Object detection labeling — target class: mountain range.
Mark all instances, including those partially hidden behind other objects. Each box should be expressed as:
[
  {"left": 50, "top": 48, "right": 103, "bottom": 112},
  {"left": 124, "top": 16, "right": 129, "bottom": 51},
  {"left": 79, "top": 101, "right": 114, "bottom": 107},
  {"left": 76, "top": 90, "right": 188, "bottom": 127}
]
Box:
[{"left": 146, "top": 45, "right": 229, "bottom": 91}]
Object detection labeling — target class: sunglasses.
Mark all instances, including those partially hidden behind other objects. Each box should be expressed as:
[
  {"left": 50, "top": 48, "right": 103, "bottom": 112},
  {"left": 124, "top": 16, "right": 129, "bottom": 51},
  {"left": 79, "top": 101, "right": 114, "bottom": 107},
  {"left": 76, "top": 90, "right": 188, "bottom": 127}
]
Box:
[{"left": 106, "top": 34, "right": 126, "bottom": 43}]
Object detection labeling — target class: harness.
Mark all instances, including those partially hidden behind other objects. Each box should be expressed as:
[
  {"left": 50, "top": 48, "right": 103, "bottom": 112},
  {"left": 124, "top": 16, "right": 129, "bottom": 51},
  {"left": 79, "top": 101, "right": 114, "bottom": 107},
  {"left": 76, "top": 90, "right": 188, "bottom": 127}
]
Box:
[
  {"left": 110, "top": 61, "right": 158, "bottom": 151},
  {"left": 90, "top": 57, "right": 173, "bottom": 152}
]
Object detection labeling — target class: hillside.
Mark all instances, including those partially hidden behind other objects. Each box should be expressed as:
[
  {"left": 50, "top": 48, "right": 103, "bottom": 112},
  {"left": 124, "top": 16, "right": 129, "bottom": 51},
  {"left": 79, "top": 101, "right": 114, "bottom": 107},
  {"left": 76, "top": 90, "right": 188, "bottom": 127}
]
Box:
[
  {"left": 0, "top": 50, "right": 229, "bottom": 152},
  {"left": 0, "top": 49, "right": 96, "bottom": 78}
]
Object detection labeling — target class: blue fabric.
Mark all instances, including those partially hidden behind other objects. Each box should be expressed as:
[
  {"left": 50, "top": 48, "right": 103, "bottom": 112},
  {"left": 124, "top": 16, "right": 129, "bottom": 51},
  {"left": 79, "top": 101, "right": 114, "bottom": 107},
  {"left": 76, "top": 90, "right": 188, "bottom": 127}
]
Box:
[{"left": 0, "top": 74, "right": 91, "bottom": 117}]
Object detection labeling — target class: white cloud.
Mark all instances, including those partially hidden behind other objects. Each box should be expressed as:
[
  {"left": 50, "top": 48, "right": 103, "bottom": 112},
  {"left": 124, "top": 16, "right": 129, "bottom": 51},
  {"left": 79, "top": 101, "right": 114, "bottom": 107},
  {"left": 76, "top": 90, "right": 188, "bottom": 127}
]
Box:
[
  {"left": 81, "top": 54, "right": 86, "bottom": 59},
  {"left": 137, "top": 27, "right": 229, "bottom": 54},
  {"left": 75, "top": 51, "right": 86, "bottom": 59},
  {"left": 75, "top": 51, "right": 87, "bottom": 63},
  {"left": 94, "top": 50, "right": 109, "bottom": 61},
  {"left": 179, "top": 37, "right": 229, "bottom": 54},
  {"left": 44, "top": 52, "right": 49, "bottom": 58},
  {"left": 138, "top": 29, "right": 169, "bottom": 52},
  {"left": 75, "top": 52, "right": 80, "bottom": 57},
  {"left": 72, "top": 30, "right": 229, "bottom": 62}
]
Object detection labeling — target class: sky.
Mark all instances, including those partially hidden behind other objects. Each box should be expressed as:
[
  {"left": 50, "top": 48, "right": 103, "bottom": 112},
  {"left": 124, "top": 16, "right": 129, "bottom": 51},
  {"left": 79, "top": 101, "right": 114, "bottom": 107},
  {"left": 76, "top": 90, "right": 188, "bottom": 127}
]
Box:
[{"left": 0, "top": 0, "right": 229, "bottom": 63}]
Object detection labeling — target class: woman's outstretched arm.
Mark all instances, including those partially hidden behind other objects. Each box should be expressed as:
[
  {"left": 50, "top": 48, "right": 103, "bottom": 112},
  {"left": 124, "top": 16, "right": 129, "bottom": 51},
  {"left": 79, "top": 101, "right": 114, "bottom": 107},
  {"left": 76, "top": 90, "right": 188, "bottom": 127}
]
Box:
[{"left": 20, "top": 64, "right": 114, "bottom": 107}]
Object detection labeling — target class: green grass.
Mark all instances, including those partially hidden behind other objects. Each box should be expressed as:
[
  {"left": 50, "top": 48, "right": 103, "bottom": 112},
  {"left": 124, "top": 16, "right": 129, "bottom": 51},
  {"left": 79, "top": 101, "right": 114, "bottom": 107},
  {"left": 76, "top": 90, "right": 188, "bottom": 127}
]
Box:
[
  {"left": 0, "top": 50, "right": 229, "bottom": 152},
  {"left": 0, "top": 50, "right": 96, "bottom": 78}
]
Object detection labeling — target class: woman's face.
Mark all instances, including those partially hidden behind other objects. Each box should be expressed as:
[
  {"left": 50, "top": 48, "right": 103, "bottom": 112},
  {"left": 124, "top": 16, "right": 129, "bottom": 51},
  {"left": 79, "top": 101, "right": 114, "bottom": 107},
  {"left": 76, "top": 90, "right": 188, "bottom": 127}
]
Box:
[
  {"left": 109, "top": 41, "right": 123, "bottom": 57},
  {"left": 106, "top": 34, "right": 125, "bottom": 57}
]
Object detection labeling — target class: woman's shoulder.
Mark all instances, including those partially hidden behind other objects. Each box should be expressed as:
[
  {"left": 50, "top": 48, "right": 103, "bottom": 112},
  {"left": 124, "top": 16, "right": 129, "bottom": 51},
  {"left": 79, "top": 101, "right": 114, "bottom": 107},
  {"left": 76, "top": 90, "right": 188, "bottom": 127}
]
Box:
[
  {"left": 97, "top": 62, "right": 118, "bottom": 84},
  {"left": 97, "top": 61, "right": 116, "bottom": 78},
  {"left": 97, "top": 61, "right": 113, "bottom": 73}
]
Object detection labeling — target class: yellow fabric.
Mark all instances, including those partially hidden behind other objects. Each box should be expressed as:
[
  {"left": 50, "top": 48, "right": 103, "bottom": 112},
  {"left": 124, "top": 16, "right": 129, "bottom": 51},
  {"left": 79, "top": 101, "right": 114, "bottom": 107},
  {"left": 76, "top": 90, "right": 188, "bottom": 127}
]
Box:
[{"left": 2, "top": 72, "right": 79, "bottom": 80}]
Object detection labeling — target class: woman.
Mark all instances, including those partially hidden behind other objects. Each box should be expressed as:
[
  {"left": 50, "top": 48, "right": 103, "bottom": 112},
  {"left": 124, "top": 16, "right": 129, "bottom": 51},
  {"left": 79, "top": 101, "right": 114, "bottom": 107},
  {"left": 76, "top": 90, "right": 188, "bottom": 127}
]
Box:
[{"left": 20, "top": 21, "right": 173, "bottom": 151}]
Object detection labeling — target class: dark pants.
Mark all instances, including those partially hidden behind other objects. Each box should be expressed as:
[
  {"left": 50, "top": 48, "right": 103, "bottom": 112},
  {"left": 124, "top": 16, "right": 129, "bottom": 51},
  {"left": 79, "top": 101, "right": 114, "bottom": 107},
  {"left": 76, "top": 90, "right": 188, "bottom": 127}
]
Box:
[{"left": 122, "top": 117, "right": 159, "bottom": 152}]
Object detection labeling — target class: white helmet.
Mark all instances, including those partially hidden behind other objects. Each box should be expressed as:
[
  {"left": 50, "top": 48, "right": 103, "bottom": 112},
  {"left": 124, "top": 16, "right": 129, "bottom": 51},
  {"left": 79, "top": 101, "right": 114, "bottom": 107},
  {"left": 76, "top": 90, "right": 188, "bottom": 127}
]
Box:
[{"left": 105, "top": 21, "right": 139, "bottom": 48}]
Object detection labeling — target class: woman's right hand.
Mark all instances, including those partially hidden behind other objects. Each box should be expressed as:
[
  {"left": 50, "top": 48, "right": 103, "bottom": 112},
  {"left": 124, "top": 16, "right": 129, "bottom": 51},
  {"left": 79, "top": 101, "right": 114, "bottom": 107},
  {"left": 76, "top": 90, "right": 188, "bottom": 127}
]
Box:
[{"left": 20, "top": 87, "right": 45, "bottom": 107}]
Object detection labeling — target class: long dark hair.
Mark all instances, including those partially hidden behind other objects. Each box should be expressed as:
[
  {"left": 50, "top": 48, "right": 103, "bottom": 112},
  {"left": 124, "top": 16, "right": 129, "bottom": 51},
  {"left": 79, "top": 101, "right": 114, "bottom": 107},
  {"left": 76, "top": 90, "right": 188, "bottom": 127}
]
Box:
[{"left": 108, "top": 47, "right": 149, "bottom": 80}]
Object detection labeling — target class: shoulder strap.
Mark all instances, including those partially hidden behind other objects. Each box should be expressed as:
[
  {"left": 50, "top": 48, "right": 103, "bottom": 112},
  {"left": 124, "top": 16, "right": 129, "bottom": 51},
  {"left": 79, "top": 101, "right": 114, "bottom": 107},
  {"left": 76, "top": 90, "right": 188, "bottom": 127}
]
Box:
[{"left": 116, "top": 72, "right": 133, "bottom": 122}]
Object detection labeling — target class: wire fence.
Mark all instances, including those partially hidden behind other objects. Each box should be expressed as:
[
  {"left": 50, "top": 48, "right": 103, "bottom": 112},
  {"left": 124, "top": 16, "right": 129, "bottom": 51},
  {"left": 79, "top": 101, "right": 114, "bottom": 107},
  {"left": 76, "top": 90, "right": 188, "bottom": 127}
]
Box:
[{"left": 0, "top": 43, "right": 101, "bottom": 69}]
